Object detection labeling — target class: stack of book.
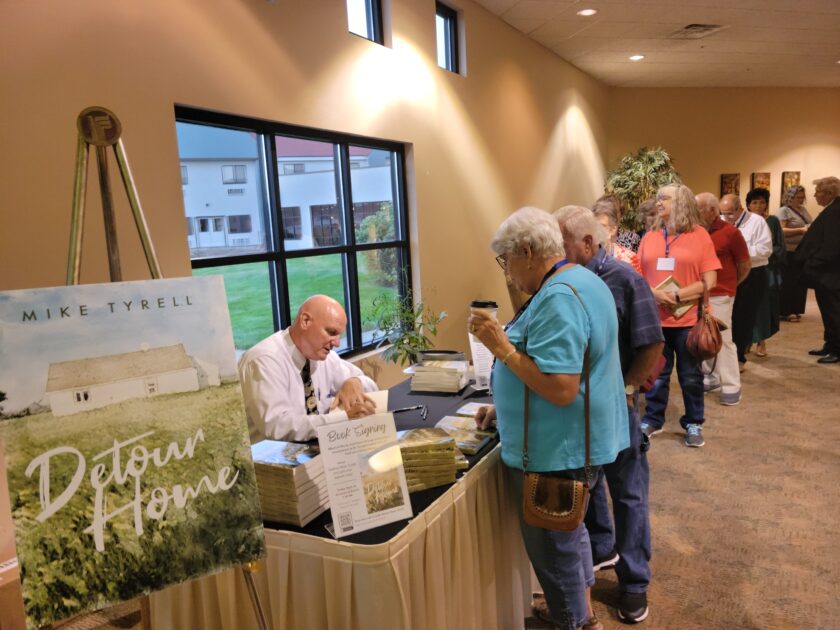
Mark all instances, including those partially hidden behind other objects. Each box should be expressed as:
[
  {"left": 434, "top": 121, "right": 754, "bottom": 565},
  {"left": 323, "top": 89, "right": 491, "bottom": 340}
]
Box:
[
  {"left": 410, "top": 360, "right": 468, "bottom": 393},
  {"left": 251, "top": 440, "right": 329, "bottom": 527},
  {"left": 397, "top": 428, "right": 459, "bottom": 491},
  {"left": 434, "top": 415, "right": 495, "bottom": 455}
]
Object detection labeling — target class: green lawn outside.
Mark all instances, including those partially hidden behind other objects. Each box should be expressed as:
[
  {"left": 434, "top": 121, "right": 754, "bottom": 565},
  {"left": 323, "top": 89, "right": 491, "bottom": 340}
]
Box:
[{"left": 194, "top": 253, "right": 398, "bottom": 351}]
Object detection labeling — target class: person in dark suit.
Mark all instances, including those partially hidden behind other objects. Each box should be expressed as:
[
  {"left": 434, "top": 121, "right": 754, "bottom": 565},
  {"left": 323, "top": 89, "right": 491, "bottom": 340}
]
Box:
[{"left": 795, "top": 177, "right": 840, "bottom": 364}]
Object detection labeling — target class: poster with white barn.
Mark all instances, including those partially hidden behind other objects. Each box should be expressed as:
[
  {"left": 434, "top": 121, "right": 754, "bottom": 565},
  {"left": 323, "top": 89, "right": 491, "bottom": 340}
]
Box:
[{"left": 0, "top": 276, "right": 265, "bottom": 629}]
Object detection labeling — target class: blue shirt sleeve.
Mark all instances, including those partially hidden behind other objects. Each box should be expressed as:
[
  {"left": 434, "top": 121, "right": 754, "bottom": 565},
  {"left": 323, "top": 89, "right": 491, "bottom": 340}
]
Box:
[{"left": 628, "top": 272, "right": 665, "bottom": 350}]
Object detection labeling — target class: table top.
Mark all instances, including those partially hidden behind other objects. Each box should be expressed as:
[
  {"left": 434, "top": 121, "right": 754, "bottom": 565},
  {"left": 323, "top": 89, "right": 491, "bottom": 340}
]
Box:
[{"left": 263, "top": 380, "right": 495, "bottom": 545}]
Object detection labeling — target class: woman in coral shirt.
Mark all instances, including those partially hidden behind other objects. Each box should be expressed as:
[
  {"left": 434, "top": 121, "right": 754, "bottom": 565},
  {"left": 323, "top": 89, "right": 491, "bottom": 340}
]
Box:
[{"left": 637, "top": 184, "right": 721, "bottom": 448}]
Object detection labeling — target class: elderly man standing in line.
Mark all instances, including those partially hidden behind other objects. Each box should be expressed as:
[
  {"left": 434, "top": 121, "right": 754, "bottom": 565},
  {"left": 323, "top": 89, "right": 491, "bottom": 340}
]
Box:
[
  {"left": 696, "top": 193, "right": 751, "bottom": 405},
  {"left": 796, "top": 177, "right": 840, "bottom": 364},
  {"left": 720, "top": 194, "right": 772, "bottom": 372},
  {"left": 554, "top": 206, "right": 664, "bottom": 625},
  {"left": 239, "top": 294, "right": 377, "bottom": 442}
]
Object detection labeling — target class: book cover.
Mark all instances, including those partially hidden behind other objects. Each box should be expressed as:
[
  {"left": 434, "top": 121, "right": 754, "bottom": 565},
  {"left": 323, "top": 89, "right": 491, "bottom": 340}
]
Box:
[{"left": 654, "top": 275, "right": 696, "bottom": 319}]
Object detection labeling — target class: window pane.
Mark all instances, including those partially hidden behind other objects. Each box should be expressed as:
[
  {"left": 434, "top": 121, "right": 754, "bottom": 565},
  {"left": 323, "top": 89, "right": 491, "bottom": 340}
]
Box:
[
  {"left": 351, "top": 147, "right": 398, "bottom": 244},
  {"left": 357, "top": 248, "right": 401, "bottom": 345},
  {"left": 347, "top": 0, "right": 371, "bottom": 39},
  {"left": 435, "top": 14, "right": 447, "bottom": 69},
  {"left": 286, "top": 254, "right": 348, "bottom": 350},
  {"left": 176, "top": 122, "right": 269, "bottom": 260},
  {"left": 276, "top": 136, "right": 344, "bottom": 251},
  {"left": 192, "top": 262, "right": 274, "bottom": 353}
]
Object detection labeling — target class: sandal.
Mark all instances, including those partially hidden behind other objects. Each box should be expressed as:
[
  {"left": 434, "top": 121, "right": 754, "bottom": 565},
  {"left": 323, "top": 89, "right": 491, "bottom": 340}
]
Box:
[{"left": 755, "top": 342, "right": 767, "bottom": 357}]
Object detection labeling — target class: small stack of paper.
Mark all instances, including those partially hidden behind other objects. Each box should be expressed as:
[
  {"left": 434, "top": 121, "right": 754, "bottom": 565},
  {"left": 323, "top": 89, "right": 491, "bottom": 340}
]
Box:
[
  {"left": 434, "top": 415, "right": 495, "bottom": 455},
  {"left": 251, "top": 440, "right": 329, "bottom": 527},
  {"left": 410, "top": 360, "right": 468, "bottom": 393},
  {"left": 397, "top": 428, "right": 459, "bottom": 491}
]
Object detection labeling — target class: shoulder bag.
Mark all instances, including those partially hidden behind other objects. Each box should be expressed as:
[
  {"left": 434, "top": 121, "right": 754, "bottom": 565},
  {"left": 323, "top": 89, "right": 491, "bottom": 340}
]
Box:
[
  {"left": 686, "top": 281, "right": 722, "bottom": 362},
  {"left": 521, "top": 282, "right": 592, "bottom": 532}
]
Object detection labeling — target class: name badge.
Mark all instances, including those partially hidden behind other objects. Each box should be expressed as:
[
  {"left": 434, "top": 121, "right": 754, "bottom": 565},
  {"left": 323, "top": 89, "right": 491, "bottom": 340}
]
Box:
[{"left": 657, "top": 257, "right": 676, "bottom": 271}]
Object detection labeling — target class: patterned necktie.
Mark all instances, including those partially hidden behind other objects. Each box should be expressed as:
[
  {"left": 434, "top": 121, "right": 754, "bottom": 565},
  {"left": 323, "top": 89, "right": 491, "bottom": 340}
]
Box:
[{"left": 301, "top": 361, "right": 318, "bottom": 415}]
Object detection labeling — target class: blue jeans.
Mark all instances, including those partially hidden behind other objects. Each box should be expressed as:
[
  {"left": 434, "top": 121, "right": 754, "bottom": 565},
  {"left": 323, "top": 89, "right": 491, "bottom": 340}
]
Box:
[
  {"left": 584, "top": 403, "right": 651, "bottom": 593},
  {"left": 506, "top": 464, "right": 597, "bottom": 630},
  {"left": 643, "top": 326, "right": 704, "bottom": 430}
]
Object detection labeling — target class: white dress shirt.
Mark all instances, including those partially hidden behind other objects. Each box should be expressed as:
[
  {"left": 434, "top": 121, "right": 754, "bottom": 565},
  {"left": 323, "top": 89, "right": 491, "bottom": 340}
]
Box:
[
  {"left": 238, "top": 329, "right": 377, "bottom": 442},
  {"left": 735, "top": 211, "right": 772, "bottom": 268}
]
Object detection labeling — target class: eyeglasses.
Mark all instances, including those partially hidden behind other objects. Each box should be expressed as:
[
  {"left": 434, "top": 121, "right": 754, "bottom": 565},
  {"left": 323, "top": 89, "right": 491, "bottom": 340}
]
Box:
[{"left": 495, "top": 255, "right": 507, "bottom": 270}]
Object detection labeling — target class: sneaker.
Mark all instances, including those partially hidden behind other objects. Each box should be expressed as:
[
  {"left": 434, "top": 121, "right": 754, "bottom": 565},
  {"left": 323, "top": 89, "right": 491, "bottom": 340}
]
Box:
[
  {"left": 719, "top": 391, "right": 741, "bottom": 406},
  {"left": 592, "top": 549, "right": 619, "bottom": 571},
  {"left": 640, "top": 423, "right": 662, "bottom": 438},
  {"left": 684, "top": 424, "right": 705, "bottom": 447},
  {"left": 618, "top": 591, "right": 649, "bottom": 623},
  {"left": 703, "top": 381, "right": 721, "bottom": 394}
]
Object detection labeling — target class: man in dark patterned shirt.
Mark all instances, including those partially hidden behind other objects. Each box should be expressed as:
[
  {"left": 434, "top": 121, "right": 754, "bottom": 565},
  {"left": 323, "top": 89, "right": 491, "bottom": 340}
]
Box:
[{"left": 554, "top": 205, "right": 664, "bottom": 625}]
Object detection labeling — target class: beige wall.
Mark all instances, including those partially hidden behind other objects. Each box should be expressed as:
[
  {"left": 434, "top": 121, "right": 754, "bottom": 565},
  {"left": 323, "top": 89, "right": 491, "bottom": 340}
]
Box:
[
  {"left": 0, "top": 0, "right": 610, "bottom": 386},
  {"left": 608, "top": 88, "right": 840, "bottom": 213}
]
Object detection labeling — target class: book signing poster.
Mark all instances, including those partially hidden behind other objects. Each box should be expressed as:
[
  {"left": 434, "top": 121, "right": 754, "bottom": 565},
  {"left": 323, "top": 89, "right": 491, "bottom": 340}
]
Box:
[{"left": 0, "top": 276, "right": 266, "bottom": 628}]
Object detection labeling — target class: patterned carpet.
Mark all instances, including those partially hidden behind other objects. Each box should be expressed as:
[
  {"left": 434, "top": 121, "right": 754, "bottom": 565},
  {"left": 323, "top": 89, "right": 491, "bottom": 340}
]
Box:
[{"left": 528, "top": 294, "right": 840, "bottom": 629}]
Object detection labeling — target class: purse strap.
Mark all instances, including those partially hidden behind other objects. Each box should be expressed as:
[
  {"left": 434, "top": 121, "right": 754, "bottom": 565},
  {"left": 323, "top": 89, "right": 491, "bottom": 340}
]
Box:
[{"left": 521, "top": 282, "right": 591, "bottom": 482}]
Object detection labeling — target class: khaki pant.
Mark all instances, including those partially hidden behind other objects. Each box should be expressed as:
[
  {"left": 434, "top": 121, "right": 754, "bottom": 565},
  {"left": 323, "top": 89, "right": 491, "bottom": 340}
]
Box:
[{"left": 703, "top": 295, "right": 740, "bottom": 396}]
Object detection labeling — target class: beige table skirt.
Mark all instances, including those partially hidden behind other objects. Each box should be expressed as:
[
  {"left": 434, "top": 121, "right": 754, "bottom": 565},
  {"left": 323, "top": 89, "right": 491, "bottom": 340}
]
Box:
[{"left": 150, "top": 445, "right": 531, "bottom": 630}]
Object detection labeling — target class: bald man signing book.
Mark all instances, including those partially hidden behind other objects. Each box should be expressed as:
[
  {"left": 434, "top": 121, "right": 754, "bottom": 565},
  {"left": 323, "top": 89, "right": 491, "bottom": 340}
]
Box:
[{"left": 239, "top": 295, "right": 378, "bottom": 442}]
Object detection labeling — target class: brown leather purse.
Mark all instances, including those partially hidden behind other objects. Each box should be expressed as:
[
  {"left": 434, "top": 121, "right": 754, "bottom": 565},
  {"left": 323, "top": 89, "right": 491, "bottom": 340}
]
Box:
[
  {"left": 521, "top": 283, "right": 592, "bottom": 532},
  {"left": 686, "top": 283, "right": 722, "bottom": 362}
]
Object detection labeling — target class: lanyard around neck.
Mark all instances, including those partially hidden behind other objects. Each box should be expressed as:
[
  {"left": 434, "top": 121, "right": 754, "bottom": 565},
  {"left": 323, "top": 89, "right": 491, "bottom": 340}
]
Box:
[
  {"left": 662, "top": 226, "right": 682, "bottom": 257},
  {"left": 505, "top": 258, "right": 568, "bottom": 330},
  {"left": 735, "top": 211, "right": 748, "bottom": 229}
]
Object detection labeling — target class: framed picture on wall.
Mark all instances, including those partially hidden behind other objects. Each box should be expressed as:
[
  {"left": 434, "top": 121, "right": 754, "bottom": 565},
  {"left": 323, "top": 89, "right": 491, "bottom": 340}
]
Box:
[
  {"left": 781, "top": 171, "right": 801, "bottom": 198},
  {"left": 751, "top": 172, "right": 770, "bottom": 191},
  {"left": 720, "top": 173, "right": 740, "bottom": 197}
]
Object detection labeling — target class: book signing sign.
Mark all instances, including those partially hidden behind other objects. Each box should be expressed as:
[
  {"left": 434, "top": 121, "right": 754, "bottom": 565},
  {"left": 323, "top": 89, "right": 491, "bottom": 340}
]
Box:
[{"left": 0, "top": 276, "right": 265, "bottom": 628}]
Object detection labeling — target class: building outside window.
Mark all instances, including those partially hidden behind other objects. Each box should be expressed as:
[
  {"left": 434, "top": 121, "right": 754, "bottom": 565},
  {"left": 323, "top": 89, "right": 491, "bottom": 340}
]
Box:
[
  {"left": 435, "top": 2, "right": 459, "bottom": 73},
  {"left": 180, "top": 164, "right": 188, "bottom": 185},
  {"left": 222, "top": 164, "right": 247, "bottom": 184},
  {"left": 175, "top": 108, "right": 410, "bottom": 356},
  {"left": 347, "top": 0, "right": 383, "bottom": 44}
]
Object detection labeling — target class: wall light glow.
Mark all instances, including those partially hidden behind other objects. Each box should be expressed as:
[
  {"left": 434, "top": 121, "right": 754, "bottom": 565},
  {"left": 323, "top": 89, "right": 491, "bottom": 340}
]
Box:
[
  {"left": 629, "top": 55, "right": 645, "bottom": 62},
  {"left": 576, "top": 9, "right": 598, "bottom": 17}
]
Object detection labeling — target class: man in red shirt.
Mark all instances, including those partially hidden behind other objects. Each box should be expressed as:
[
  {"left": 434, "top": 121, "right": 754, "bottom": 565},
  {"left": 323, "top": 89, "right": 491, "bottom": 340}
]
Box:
[{"left": 696, "top": 193, "right": 751, "bottom": 405}]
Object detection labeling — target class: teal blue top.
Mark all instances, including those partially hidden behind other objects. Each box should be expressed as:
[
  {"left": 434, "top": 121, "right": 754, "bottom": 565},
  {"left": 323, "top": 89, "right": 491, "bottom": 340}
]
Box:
[{"left": 492, "top": 265, "right": 629, "bottom": 472}]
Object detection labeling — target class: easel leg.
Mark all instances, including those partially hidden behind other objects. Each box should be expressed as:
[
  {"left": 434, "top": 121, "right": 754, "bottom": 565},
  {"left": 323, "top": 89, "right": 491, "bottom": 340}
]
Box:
[
  {"left": 94, "top": 145, "right": 122, "bottom": 282},
  {"left": 67, "top": 135, "right": 89, "bottom": 285},
  {"left": 241, "top": 563, "right": 269, "bottom": 630}
]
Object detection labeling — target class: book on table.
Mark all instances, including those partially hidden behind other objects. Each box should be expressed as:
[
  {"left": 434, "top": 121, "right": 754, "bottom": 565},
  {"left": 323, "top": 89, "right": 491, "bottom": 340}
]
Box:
[
  {"left": 397, "top": 428, "right": 460, "bottom": 491},
  {"left": 434, "top": 415, "right": 495, "bottom": 455},
  {"left": 251, "top": 440, "right": 329, "bottom": 527}
]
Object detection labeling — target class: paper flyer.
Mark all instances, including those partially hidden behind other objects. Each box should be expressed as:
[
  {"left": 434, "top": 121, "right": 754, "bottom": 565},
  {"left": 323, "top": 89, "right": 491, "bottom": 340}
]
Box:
[{"left": 316, "top": 414, "right": 412, "bottom": 538}]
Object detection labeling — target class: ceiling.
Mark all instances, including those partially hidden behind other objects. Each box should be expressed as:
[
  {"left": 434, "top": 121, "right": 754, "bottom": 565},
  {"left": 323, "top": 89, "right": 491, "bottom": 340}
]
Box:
[{"left": 473, "top": 0, "right": 840, "bottom": 87}]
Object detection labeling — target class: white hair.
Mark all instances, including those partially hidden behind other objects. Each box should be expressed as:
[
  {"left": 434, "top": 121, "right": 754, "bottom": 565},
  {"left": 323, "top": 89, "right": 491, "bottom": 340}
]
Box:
[
  {"left": 491, "top": 206, "right": 565, "bottom": 258},
  {"left": 553, "top": 205, "right": 608, "bottom": 248},
  {"left": 814, "top": 176, "right": 840, "bottom": 197}
]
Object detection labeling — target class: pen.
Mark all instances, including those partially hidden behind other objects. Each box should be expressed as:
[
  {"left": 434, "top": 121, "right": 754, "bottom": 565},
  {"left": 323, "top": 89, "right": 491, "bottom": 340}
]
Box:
[{"left": 390, "top": 404, "right": 429, "bottom": 421}]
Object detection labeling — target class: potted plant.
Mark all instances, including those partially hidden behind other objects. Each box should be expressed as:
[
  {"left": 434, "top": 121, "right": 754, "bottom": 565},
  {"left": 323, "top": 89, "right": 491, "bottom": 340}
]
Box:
[
  {"left": 371, "top": 292, "right": 447, "bottom": 366},
  {"left": 605, "top": 146, "right": 681, "bottom": 231}
]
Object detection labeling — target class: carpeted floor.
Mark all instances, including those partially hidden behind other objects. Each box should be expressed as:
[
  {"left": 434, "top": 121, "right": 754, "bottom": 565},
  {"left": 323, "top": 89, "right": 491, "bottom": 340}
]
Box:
[{"left": 528, "top": 294, "right": 840, "bottom": 629}]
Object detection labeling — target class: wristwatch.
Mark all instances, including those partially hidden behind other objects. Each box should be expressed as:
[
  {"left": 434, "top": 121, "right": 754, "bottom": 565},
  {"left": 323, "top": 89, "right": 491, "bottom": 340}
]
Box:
[{"left": 624, "top": 384, "right": 636, "bottom": 396}]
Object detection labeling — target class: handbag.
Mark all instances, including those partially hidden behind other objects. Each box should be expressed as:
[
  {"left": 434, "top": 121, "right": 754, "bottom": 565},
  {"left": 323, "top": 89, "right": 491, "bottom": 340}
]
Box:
[
  {"left": 686, "top": 282, "right": 722, "bottom": 362},
  {"left": 521, "top": 283, "right": 592, "bottom": 532}
]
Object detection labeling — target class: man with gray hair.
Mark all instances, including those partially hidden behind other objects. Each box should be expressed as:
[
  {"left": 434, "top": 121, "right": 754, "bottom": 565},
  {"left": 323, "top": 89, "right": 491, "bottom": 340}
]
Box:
[
  {"left": 796, "top": 177, "right": 840, "bottom": 363},
  {"left": 553, "top": 205, "right": 664, "bottom": 624},
  {"left": 720, "top": 194, "right": 771, "bottom": 371},
  {"left": 696, "top": 193, "right": 751, "bottom": 404}
]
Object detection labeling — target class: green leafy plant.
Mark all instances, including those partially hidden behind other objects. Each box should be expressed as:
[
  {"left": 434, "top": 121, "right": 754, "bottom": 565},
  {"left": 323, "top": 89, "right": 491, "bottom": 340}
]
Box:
[
  {"left": 605, "top": 146, "right": 681, "bottom": 231},
  {"left": 372, "top": 292, "right": 446, "bottom": 366}
]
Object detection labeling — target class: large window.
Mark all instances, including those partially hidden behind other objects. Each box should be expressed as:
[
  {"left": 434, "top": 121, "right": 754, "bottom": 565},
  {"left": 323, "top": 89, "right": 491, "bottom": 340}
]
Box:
[
  {"left": 347, "top": 0, "right": 383, "bottom": 44},
  {"left": 175, "top": 107, "right": 410, "bottom": 355},
  {"left": 435, "top": 2, "right": 459, "bottom": 73}
]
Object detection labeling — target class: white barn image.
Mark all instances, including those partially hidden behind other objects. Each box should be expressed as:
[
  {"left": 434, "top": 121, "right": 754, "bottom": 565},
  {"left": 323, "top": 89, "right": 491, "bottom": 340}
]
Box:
[{"left": 46, "top": 344, "right": 220, "bottom": 417}]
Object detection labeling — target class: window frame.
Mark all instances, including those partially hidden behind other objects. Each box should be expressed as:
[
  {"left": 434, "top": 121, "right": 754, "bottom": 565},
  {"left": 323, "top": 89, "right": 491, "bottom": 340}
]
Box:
[
  {"left": 435, "top": 2, "right": 459, "bottom": 74},
  {"left": 176, "top": 105, "right": 412, "bottom": 357},
  {"left": 347, "top": 0, "right": 384, "bottom": 45}
]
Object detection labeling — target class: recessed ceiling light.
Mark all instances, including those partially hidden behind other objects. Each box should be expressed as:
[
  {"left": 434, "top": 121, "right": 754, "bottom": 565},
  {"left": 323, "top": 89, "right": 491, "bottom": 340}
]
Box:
[
  {"left": 576, "top": 8, "right": 598, "bottom": 17},
  {"left": 629, "top": 55, "right": 645, "bottom": 61}
]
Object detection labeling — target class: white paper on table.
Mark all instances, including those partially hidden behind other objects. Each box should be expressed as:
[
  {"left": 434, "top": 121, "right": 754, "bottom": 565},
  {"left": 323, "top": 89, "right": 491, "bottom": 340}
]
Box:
[
  {"left": 366, "top": 390, "right": 389, "bottom": 413},
  {"left": 316, "top": 414, "right": 412, "bottom": 538}
]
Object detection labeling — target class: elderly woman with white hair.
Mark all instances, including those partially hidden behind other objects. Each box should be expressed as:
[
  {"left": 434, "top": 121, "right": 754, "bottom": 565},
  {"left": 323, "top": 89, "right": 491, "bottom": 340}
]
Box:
[
  {"left": 468, "top": 206, "right": 627, "bottom": 630},
  {"left": 637, "top": 184, "right": 720, "bottom": 447}
]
